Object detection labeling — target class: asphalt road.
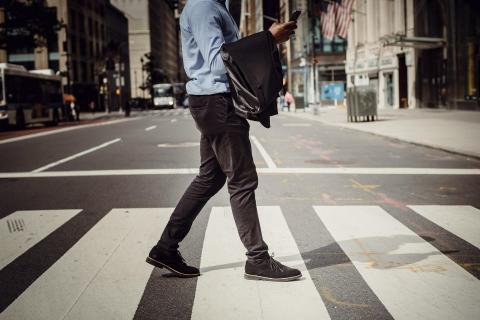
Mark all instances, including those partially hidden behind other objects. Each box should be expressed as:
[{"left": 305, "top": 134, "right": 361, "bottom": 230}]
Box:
[{"left": 1, "top": 109, "right": 479, "bottom": 320}]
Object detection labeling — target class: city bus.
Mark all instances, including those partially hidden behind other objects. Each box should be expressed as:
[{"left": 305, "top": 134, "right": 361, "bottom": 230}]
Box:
[
  {"left": 0, "top": 63, "right": 63, "bottom": 129},
  {"left": 152, "top": 83, "right": 186, "bottom": 109},
  {"left": 152, "top": 83, "right": 176, "bottom": 109}
]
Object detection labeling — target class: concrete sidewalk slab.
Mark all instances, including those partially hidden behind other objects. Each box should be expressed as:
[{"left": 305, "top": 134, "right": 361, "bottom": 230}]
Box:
[{"left": 281, "top": 108, "right": 480, "bottom": 159}]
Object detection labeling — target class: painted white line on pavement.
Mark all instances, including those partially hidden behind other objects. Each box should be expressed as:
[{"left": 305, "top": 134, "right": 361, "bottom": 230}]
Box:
[
  {"left": 0, "top": 117, "right": 139, "bottom": 145},
  {"left": 157, "top": 142, "right": 199, "bottom": 148},
  {"left": 409, "top": 205, "right": 480, "bottom": 249},
  {"left": 32, "top": 138, "right": 121, "bottom": 173},
  {"left": 282, "top": 123, "right": 312, "bottom": 127},
  {"left": 0, "top": 208, "right": 171, "bottom": 320},
  {"left": 1, "top": 167, "right": 479, "bottom": 178},
  {"left": 192, "top": 206, "right": 330, "bottom": 320},
  {"left": 145, "top": 125, "right": 157, "bottom": 131},
  {"left": 62, "top": 208, "right": 170, "bottom": 320},
  {"left": 250, "top": 135, "right": 277, "bottom": 169},
  {"left": 313, "top": 206, "right": 480, "bottom": 320},
  {"left": 0, "top": 209, "right": 82, "bottom": 271}
]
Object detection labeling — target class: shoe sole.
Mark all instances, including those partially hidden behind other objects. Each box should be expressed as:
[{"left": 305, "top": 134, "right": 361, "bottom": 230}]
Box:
[
  {"left": 244, "top": 273, "right": 302, "bottom": 282},
  {"left": 145, "top": 256, "right": 200, "bottom": 278}
]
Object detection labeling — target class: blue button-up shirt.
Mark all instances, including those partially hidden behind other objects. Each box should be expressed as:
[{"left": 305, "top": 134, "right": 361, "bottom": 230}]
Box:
[{"left": 180, "top": 0, "right": 240, "bottom": 95}]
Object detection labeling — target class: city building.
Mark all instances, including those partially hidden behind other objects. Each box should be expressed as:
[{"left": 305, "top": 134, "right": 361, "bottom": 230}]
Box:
[
  {"left": 104, "top": 1, "right": 131, "bottom": 112},
  {"left": 240, "top": 0, "right": 348, "bottom": 109},
  {"left": 110, "top": 0, "right": 179, "bottom": 98},
  {"left": 346, "top": 0, "right": 480, "bottom": 110},
  {"left": 2, "top": 0, "right": 131, "bottom": 112}
]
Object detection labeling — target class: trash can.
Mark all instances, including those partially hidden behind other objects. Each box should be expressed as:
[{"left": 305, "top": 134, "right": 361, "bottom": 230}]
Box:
[{"left": 346, "top": 82, "right": 377, "bottom": 122}]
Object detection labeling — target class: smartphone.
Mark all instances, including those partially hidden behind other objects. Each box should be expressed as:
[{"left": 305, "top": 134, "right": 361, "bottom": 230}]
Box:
[{"left": 289, "top": 10, "right": 301, "bottom": 22}]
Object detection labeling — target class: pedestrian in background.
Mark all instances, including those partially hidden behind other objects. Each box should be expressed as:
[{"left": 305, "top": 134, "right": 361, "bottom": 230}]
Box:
[
  {"left": 69, "top": 101, "right": 76, "bottom": 121},
  {"left": 146, "top": 0, "right": 301, "bottom": 282},
  {"left": 285, "top": 90, "right": 295, "bottom": 112},
  {"left": 89, "top": 101, "right": 95, "bottom": 115}
]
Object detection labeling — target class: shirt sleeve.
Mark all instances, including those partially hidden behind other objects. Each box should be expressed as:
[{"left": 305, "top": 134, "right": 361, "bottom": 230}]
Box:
[{"left": 188, "top": 2, "right": 227, "bottom": 76}]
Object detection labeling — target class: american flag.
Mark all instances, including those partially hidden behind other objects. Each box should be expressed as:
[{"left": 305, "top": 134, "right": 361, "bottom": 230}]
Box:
[
  {"left": 319, "top": 0, "right": 354, "bottom": 40},
  {"left": 335, "top": 0, "right": 355, "bottom": 39},
  {"left": 320, "top": 2, "right": 336, "bottom": 40}
]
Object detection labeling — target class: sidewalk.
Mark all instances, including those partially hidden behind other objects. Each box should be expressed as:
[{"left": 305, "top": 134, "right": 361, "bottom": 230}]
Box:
[{"left": 281, "top": 106, "right": 480, "bottom": 158}]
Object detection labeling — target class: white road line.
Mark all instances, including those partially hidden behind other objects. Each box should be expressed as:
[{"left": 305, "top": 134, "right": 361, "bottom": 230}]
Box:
[
  {"left": 282, "top": 123, "right": 312, "bottom": 127},
  {"left": 409, "top": 205, "right": 480, "bottom": 249},
  {"left": 1, "top": 167, "right": 479, "bottom": 178},
  {"left": 0, "top": 208, "right": 171, "bottom": 320},
  {"left": 192, "top": 206, "right": 330, "bottom": 320},
  {"left": 32, "top": 138, "right": 121, "bottom": 173},
  {"left": 250, "top": 135, "right": 277, "bottom": 169},
  {"left": 157, "top": 142, "right": 199, "bottom": 148},
  {"left": 313, "top": 206, "right": 480, "bottom": 320},
  {"left": 0, "top": 118, "right": 138, "bottom": 145},
  {"left": 145, "top": 125, "right": 157, "bottom": 131},
  {"left": 0, "top": 209, "right": 82, "bottom": 270}
]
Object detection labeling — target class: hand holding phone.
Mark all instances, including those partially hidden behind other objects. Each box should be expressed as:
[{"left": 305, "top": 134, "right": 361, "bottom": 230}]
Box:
[{"left": 289, "top": 10, "right": 301, "bottom": 22}]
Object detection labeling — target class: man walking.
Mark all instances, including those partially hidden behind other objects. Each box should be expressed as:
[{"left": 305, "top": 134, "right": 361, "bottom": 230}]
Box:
[{"left": 146, "top": 0, "right": 301, "bottom": 281}]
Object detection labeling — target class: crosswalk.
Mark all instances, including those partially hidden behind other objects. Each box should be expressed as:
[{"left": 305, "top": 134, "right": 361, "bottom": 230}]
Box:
[
  {"left": 1, "top": 205, "right": 479, "bottom": 320},
  {"left": 154, "top": 109, "right": 191, "bottom": 117}
]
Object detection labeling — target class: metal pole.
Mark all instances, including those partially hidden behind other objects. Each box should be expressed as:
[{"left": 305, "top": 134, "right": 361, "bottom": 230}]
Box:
[
  {"left": 65, "top": 25, "right": 71, "bottom": 94},
  {"left": 449, "top": 0, "right": 458, "bottom": 109},
  {"left": 311, "top": 13, "right": 317, "bottom": 107}
]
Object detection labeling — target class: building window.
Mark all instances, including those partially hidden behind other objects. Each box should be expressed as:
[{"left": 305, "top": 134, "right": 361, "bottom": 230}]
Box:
[
  {"left": 80, "top": 38, "right": 86, "bottom": 56},
  {"left": 81, "top": 62, "right": 87, "bottom": 82},
  {"left": 72, "top": 61, "right": 78, "bottom": 82},
  {"left": 315, "top": 35, "right": 347, "bottom": 54},
  {"left": 79, "top": 13, "right": 85, "bottom": 33},
  {"left": 88, "top": 18, "right": 93, "bottom": 35},
  {"left": 70, "top": 35, "right": 77, "bottom": 54},
  {"left": 94, "top": 21, "right": 99, "bottom": 39},
  {"left": 90, "top": 63, "right": 95, "bottom": 80},
  {"left": 89, "top": 41, "right": 94, "bottom": 57},
  {"left": 69, "top": 10, "right": 77, "bottom": 30},
  {"left": 313, "top": 17, "right": 347, "bottom": 54}
]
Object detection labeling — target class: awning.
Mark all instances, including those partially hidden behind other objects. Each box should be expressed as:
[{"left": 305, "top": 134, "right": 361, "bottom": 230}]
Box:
[
  {"left": 381, "top": 34, "right": 446, "bottom": 49},
  {"left": 63, "top": 94, "right": 76, "bottom": 102}
]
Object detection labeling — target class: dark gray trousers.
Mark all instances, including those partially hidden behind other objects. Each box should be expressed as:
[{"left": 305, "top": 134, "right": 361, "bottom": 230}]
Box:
[{"left": 156, "top": 93, "right": 269, "bottom": 262}]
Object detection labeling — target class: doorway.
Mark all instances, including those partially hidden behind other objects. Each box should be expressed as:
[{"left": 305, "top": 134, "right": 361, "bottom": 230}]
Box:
[
  {"left": 398, "top": 53, "right": 408, "bottom": 108},
  {"left": 384, "top": 72, "right": 394, "bottom": 108}
]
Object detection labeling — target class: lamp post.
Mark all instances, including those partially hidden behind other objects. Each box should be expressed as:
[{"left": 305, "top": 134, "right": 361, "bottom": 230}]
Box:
[{"left": 140, "top": 57, "right": 145, "bottom": 100}]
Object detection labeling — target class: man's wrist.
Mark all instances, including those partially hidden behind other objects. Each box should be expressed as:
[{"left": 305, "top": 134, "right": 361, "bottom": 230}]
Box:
[{"left": 268, "top": 30, "right": 278, "bottom": 44}]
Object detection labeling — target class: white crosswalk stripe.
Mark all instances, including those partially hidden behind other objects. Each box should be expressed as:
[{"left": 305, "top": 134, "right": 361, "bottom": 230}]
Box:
[
  {"left": 313, "top": 205, "right": 480, "bottom": 320},
  {"left": 0, "top": 208, "right": 171, "bottom": 320},
  {"left": 0, "top": 209, "right": 82, "bottom": 271},
  {"left": 155, "top": 109, "right": 190, "bottom": 117},
  {"left": 192, "top": 206, "right": 330, "bottom": 320},
  {"left": 408, "top": 205, "right": 480, "bottom": 249},
  {"left": 0, "top": 205, "right": 479, "bottom": 320}
]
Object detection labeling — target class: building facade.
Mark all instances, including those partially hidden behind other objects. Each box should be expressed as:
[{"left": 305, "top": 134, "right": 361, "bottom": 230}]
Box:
[
  {"left": 104, "top": 1, "right": 131, "bottom": 111},
  {"left": 111, "top": 0, "right": 179, "bottom": 98},
  {"left": 179, "top": 0, "right": 347, "bottom": 110},
  {"left": 267, "top": 0, "right": 348, "bottom": 109},
  {"left": 346, "top": 0, "right": 480, "bottom": 110},
  {"left": 3, "top": 0, "right": 131, "bottom": 111}
]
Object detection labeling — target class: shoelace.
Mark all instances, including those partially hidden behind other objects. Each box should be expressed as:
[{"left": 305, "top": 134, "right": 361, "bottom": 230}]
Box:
[
  {"left": 175, "top": 250, "right": 187, "bottom": 266},
  {"left": 267, "top": 253, "right": 285, "bottom": 273}
]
